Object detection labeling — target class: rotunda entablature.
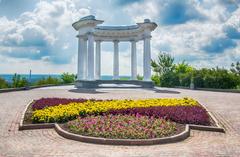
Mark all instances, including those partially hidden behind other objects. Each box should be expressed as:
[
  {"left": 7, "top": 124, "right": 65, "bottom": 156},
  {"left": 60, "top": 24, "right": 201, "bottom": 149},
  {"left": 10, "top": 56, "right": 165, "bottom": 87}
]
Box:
[{"left": 73, "top": 15, "right": 157, "bottom": 41}]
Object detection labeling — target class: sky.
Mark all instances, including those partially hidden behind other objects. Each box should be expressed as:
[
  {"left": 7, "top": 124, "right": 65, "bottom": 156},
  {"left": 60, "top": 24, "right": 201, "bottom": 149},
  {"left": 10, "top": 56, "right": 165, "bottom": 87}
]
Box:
[{"left": 0, "top": 0, "right": 239, "bottom": 75}]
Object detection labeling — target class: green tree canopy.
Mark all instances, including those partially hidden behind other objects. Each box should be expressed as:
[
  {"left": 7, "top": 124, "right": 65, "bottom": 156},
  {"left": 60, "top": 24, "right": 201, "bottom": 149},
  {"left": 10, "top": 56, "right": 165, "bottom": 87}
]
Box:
[
  {"left": 151, "top": 52, "right": 174, "bottom": 75},
  {"left": 61, "top": 73, "right": 76, "bottom": 83},
  {"left": 231, "top": 61, "right": 240, "bottom": 75}
]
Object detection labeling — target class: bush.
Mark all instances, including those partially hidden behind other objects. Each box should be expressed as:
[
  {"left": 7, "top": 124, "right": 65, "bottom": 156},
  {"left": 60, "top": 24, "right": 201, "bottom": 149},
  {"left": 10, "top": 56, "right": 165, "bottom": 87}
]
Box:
[
  {"left": 12, "top": 73, "right": 29, "bottom": 88},
  {"left": 193, "top": 68, "right": 239, "bottom": 89},
  {"left": 151, "top": 52, "right": 240, "bottom": 89},
  {"left": 137, "top": 74, "right": 143, "bottom": 81},
  {"left": 174, "top": 61, "right": 194, "bottom": 87},
  {"left": 35, "top": 76, "right": 61, "bottom": 86},
  {"left": 151, "top": 74, "right": 160, "bottom": 85},
  {"left": 178, "top": 73, "right": 192, "bottom": 87},
  {"left": 0, "top": 77, "right": 8, "bottom": 89},
  {"left": 119, "top": 77, "right": 129, "bottom": 80},
  {"left": 61, "top": 73, "right": 75, "bottom": 83},
  {"left": 160, "top": 71, "right": 179, "bottom": 87}
]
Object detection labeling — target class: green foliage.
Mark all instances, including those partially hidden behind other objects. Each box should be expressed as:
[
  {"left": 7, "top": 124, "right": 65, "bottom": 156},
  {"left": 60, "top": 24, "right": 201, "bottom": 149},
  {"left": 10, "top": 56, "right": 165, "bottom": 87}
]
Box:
[
  {"left": 137, "top": 74, "right": 143, "bottom": 81},
  {"left": 174, "top": 61, "right": 194, "bottom": 87},
  {"left": 151, "top": 52, "right": 240, "bottom": 89},
  {"left": 177, "top": 73, "right": 192, "bottom": 87},
  {"left": 175, "top": 61, "right": 193, "bottom": 74},
  {"left": 12, "top": 73, "right": 29, "bottom": 88},
  {"left": 151, "top": 52, "right": 177, "bottom": 87},
  {"left": 35, "top": 76, "right": 61, "bottom": 86},
  {"left": 61, "top": 73, "right": 75, "bottom": 83},
  {"left": 231, "top": 61, "right": 240, "bottom": 75},
  {"left": 0, "top": 77, "right": 8, "bottom": 89},
  {"left": 35, "top": 73, "right": 76, "bottom": 86},
  {"left": 193, "top": 68, "right": 240, "bottom": 89},
  {"left": 119, "top": 77, "right": 129, "bottom": 80},
  {"left": 159, "top": 71, "right": 179, "bottom": 87},
  {"left": 151, "top": 74, "right": 160, "bottom": 85},
  {"left": 151, "top": 52, "right": 174, "bottom": 75}
]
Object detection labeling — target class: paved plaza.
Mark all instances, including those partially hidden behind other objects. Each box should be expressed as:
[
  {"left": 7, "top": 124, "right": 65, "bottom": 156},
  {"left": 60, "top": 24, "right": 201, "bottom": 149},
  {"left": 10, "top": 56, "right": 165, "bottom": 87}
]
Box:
[{"left": 0, "top": 86, "right": 239, "bottom": 157}]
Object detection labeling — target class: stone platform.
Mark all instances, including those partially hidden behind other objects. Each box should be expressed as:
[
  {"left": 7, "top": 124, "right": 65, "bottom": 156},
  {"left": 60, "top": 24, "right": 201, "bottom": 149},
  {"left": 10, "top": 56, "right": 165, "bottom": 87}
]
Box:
[{"left": 75, "top": 80, "right": 154, "bottom": 88}]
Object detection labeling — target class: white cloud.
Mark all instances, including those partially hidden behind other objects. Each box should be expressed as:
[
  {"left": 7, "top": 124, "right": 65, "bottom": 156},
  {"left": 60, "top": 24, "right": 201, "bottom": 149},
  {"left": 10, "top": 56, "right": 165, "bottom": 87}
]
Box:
[
  {"left": 123, "top": 1, "right": 159, "bottom": 23},
  {"left": 0, "top": 0, "right": 239, "bottom": 75},
  {"left": 225, "top": 7, "right": 240, "bottom": 29},
  {"left": 0, "top": 0, "right": 90, "bottom": 67},
  {"left": 123, "top": 0, "right": 240, "bottom": 69}
]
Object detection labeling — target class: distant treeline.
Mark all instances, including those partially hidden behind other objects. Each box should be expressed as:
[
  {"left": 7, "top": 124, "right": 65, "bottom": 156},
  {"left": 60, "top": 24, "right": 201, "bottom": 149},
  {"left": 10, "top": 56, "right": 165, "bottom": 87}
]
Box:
[
  {"left": 151, "top": 52, "right": 240, "bottom": 89},
  {"left": 0, "top": 73, "right": 76, "bottom": 89},
  {"left": 1, "top": 54, "right": 240, "bottom": 90}
]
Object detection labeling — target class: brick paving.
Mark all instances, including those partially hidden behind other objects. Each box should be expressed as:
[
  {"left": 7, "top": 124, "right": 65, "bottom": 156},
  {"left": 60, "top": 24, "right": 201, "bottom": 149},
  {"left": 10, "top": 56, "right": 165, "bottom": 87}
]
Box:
[{"left": 0, "top": 86, "right": 239, "bottom": 157}]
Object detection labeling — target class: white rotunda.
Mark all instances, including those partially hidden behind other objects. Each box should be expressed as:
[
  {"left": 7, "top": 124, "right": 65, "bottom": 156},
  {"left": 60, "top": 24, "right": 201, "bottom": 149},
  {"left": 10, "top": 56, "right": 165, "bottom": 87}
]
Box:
[{"left": 72, "top": 15, "right": 157, "bottom": 88}]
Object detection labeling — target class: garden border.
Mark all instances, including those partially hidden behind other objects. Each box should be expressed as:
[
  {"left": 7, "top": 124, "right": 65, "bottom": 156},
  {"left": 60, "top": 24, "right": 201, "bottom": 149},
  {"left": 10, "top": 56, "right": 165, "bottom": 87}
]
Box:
[
  {"left": 174, "top": 86, "right": 240, "bottom": 93},
  {"left": 54, "top": 123, "right": 190, "bottom": 145},
  {"left": 19, "top": 99, "right": 225, "bottom": 145},
  {"left": 0, "top": 83, "right": 74, "bottom": 93}
]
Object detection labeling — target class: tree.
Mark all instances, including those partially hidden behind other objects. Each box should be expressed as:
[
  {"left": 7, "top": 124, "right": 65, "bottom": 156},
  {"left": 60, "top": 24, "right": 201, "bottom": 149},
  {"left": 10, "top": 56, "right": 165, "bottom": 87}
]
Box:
[
  {"left": 151, "top": 52, "right": 240, "bottom": 89},
  {"left": 151, "top": 52, "right": 174, "bottom": 75},
  {"left": 231, "top": 61, "right": 240, "bottom": 75},
  {"left": 175, "top": 61, "right": 194, "bottom": 87},
  {"left": 61, "top": 73, "right": 75, "bottom": 83},
  {"left": 151, "top": 52, "right": 178, "bottom": 87},
  {"left": 12, "top": 73, "right": 29, "bottom": 88},
  {"left": 175, "top": 61, "right": 193, "bottom": 74}
]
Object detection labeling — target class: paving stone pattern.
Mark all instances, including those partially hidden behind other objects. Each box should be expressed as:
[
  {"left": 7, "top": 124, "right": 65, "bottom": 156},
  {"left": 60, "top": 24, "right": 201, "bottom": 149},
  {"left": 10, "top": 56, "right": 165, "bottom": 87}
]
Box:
[{"left": 0, "top": 86, "right": 239, "bottom": 157}]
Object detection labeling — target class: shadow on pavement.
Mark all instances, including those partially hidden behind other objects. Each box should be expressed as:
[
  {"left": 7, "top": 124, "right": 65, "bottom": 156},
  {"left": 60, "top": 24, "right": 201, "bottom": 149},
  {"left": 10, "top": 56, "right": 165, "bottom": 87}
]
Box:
[
  {"left": 68, "top": 87, "right": 180, "bottom": 94},
  {"left": 68, "top": 89, "right": 107, "bottom": 94},
  {"left": 147, "top": 88, "right": 181, "bottom": 94}
]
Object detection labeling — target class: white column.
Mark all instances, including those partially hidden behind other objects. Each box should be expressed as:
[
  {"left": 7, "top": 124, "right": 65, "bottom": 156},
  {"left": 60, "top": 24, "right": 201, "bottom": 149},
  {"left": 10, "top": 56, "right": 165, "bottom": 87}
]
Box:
[
  {"left": 131, "top": 40, "right": 137, "bottom": 80},
  {"left": 95, "top": 40, "right": 101, "bottom": 80},
  {"left": 113, "top": 40, "right": 119, "bottom": 80},
  {"left": 143, "top": 35, "right": 151, "bottom": 81},
  {"left": 77, "top": 37, "right": 84, "bottom": 80},
  {"left": 82, "top": 38, "right": 87, "bottom": 80},
  {"left": 87, "top": 32, "right": 94, "bottom": 80}
]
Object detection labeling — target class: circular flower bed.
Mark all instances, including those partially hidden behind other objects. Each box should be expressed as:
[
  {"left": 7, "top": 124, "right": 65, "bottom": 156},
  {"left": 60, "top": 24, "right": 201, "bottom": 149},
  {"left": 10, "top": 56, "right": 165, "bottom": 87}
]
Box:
[{"left": 64, "top": 114, "right": 179, "bottom": 139}]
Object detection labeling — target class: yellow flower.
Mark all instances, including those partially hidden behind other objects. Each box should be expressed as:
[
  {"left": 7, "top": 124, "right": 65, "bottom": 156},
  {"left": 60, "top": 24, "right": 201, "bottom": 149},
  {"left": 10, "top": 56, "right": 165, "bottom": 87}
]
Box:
[{"left": 32, "top": 98, "right": 199, "bottom": 123}]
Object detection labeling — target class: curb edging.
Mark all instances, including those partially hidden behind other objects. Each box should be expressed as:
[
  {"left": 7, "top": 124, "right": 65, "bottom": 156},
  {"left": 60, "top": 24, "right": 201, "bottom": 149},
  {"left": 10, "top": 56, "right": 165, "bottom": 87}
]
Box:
[
  {"left": 196, "top": 100, "right": 225, "bottom": 133},
  {"left": 18, "top": 100, "right": 55, "bottom": 131},
  {"left": 0, "top": 83, "right": 74, "bottom": 93},
  {"left": 54, "top": 124, "right": 190, "bottom": 145}
]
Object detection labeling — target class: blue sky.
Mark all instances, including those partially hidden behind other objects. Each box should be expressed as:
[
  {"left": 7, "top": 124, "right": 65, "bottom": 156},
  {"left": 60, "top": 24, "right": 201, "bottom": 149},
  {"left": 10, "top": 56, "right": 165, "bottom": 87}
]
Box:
[{"left": 0, "top": 0, "right": 239, "bottom": 75}]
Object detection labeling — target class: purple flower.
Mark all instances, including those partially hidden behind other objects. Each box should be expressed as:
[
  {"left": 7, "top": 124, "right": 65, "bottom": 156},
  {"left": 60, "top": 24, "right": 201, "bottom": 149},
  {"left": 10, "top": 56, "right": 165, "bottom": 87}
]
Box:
[
  {"left": 32, "top": 98, "right": 101, "bottom": 110},
  {"left": 107, "top": 106, "right": 210, "bottom": 125}
]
